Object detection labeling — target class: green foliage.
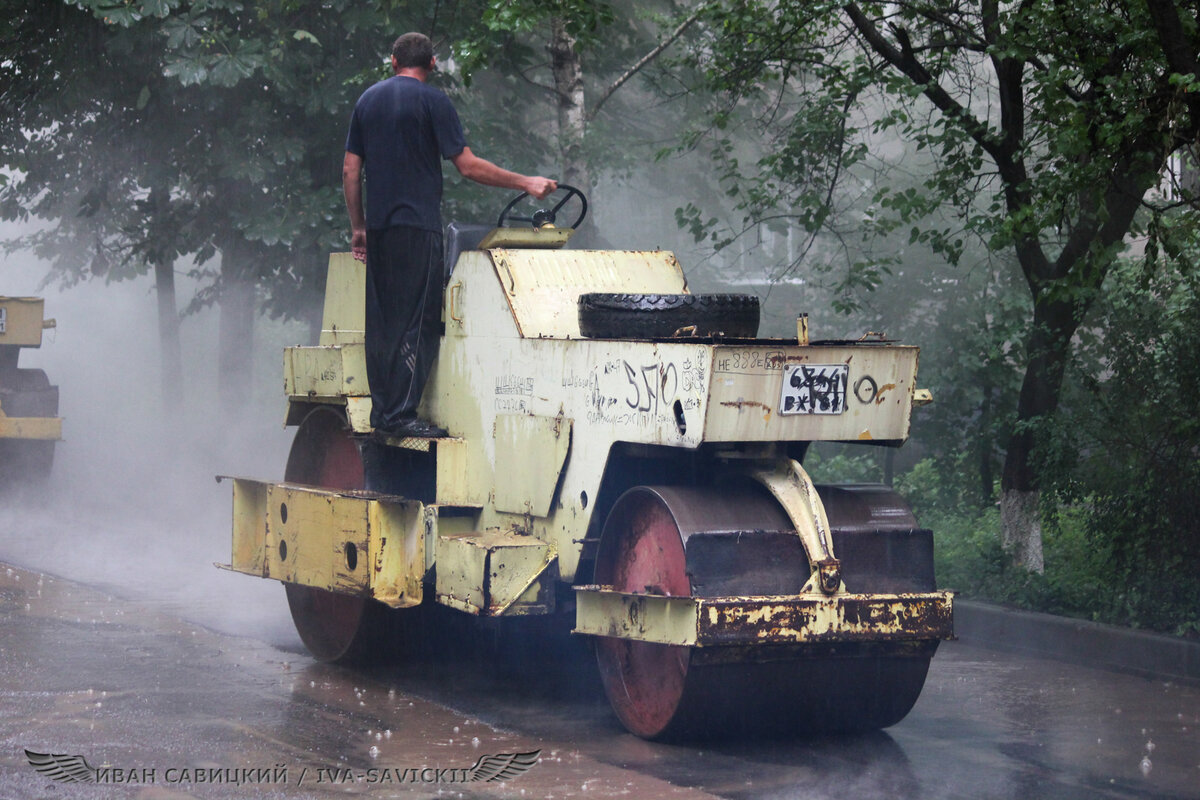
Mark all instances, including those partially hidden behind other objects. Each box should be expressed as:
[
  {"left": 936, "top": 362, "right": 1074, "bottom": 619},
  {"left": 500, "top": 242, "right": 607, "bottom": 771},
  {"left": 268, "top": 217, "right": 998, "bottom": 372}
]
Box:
[
  {"left": 678, "top": 0, "right": 1199, "bottom": 294},
  {"left": 897, "top": 461, "right": 1130, "bottom": 628},
  {"left": 454, "top": 0, "right": 617, "bottom": 82},
  {"left": 671, "top": 0, "right": 1200, "bottom": 583},
  {"left": 3, "top": 0, "right": 716, "bottom": 316},
  {"left": 902, "top": 256, "right": 1029, "bottom": 506},
  {"left": 898, "top": 234, "right": 1200, "bottom": 637},
  {"left": 1039, "top": 244, "right": 1200, "bottom": 634},
  {"left": 0, "top": 0, "right": 453, "bottom": 321},
  {"left": 802, "top": 444, "right": 885, "bottom": 484}
]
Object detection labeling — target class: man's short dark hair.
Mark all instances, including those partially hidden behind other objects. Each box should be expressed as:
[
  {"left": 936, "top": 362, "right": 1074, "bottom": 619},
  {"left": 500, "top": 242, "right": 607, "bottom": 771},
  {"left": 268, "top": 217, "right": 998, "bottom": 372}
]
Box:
[{"left": 392, "top": 33, "right": 434, "bottom": 69}]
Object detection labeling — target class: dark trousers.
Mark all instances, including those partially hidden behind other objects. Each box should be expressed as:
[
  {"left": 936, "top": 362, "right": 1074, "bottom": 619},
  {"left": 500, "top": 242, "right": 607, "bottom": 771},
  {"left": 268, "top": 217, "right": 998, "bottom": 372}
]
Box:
[{"left": 364, "top": 225, "right": 444, "bottom": 431}]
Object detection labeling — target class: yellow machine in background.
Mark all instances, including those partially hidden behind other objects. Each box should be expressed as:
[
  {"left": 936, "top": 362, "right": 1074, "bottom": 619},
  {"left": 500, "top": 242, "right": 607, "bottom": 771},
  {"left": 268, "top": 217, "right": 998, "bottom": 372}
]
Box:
[
  {"left": 0, "top": 297, "right": 60, "bottom": 486},
  {"left": 221, "top": 189, "right": 952, "bottom": 740}
]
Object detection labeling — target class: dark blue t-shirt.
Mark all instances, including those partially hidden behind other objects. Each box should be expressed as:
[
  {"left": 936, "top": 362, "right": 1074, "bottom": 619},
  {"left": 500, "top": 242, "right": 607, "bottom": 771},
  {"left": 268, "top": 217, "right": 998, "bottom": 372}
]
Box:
[{"left": 345, "top": 76, "right": 468, "bottom": 232}]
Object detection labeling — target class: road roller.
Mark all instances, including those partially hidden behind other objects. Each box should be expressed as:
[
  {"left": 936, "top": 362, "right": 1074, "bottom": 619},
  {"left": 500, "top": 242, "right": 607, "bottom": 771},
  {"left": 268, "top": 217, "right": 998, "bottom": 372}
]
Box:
[
  {"left": 220, "top": 188, "right": 952, "bottom": 739},
  {"left": 0, "top": 296, "right": 61, "bottom": 487}
]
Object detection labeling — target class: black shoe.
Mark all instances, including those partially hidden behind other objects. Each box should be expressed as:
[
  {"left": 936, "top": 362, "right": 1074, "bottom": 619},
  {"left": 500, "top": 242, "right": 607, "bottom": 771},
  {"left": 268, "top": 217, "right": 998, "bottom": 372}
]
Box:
[{"left": 375, "top": 418, "right": 448, "bottom": 439}]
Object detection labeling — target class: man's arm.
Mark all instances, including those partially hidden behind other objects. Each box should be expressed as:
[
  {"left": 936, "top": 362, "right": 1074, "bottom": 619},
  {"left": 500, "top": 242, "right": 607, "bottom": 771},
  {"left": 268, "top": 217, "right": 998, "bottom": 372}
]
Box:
[
  {"left": 342, "top": 151, "right": 367, "bottom": 262},
  {"left": 451, "top": 147, "right": 557, "bottom": 198}
]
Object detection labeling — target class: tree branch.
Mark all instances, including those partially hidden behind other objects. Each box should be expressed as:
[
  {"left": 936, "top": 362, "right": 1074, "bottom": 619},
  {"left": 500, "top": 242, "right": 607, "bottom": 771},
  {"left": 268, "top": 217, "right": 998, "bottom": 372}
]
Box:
[
  {"left": 1145, "top": 0, "right": 1200, "bottom": 128},
  {"left": 843, "top": 2, "right": 1052, "bottom": 278},
  {"left": 844, "top": 4, "right": 1001, "bottom": 163},
  {"left": 587, "top": 6, "right": 704, "bottom": 122}
]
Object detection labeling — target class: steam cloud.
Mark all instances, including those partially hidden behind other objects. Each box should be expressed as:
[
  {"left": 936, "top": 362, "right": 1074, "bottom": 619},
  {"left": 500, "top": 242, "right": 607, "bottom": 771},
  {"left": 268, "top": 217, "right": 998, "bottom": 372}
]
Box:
[{"left": 0, "top": 221, "right": 303, "bottom": 648}]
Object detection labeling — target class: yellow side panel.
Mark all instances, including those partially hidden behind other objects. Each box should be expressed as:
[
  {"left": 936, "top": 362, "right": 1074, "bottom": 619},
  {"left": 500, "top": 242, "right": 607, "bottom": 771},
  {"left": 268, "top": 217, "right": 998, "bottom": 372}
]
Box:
[
  {"left": 490, "top": 249, "right": 687, "bottom": 339},
  {"left": 285, "top": 344, "right": 368, "bottom": 398},
  {"left": 318, "top": 253, "right": 365, "bottom": 346},
  {"left": 230, "top": 479, "right": 268, "bottom": 577},
  {"left": 344, "top": 396, "right": 373, "bottom": 433},
  {"left": 435, "top": 530, "right": 554, "bottom": 616},
  {"left": 368, "top": 501, "right": 426, "bottom": 607},
  {"left": 493, "top": 414, "right": 571, "bottom": 516},
  {"left": 703, "top": 345, "right": 919, "bottom": 442},
  {"left": 435, "top": 533, "right": 487, "bottom": 614},
  {"left": 477, "top": 227, "right": 573, "bottom": 249},
  {"left": 266, "top": 483, "right": 368, "bottom": 595},
  {"left": 435, "top": 437, "right": 487, "bottom": 507},
  {"left": 0, "top": 415, "right": 61, "bottom": 440},
  {"left": 224, "top": 479, "right": 423, "bottom": 608},
  {"left": 0, "top": 297, "right": 46, "bottom": 347}
]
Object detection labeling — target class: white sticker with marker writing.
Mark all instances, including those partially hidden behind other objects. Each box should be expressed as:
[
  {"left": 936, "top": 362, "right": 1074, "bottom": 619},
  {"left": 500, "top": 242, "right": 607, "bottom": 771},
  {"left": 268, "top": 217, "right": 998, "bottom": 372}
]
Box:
[{"left": 779, "top": 364, "right": 848, "bottom": 415}]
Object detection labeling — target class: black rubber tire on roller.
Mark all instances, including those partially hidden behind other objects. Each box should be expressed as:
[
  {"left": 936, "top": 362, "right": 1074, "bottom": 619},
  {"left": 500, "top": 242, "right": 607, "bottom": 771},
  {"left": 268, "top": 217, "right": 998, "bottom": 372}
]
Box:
[{"left": 578, "top": 293, "right": 760, "bottom": 339}]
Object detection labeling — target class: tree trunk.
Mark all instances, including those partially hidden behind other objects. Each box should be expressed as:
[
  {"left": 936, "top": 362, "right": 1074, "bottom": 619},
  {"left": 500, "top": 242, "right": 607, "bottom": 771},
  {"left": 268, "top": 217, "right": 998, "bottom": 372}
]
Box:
[
  {"left": 144, "top": 182, "right": 183, "bottom": 410},
  {"left": 217, "top": 239, "right": 256, "bottom": 415},
  {"left": 549, "top": 17, "right": 590, "bottom": 193},
  {"left": 999, "top": 489, "right": 1043, "bottom": 570},
  {"left": 978, "top": 376, "right": 994, "bottom": 503},
  {"left": 998, "top": 294, "right": 1077, "bottom": 572},
  {"left": 153, "top": 259, "right": 183, "bottom": 410}
]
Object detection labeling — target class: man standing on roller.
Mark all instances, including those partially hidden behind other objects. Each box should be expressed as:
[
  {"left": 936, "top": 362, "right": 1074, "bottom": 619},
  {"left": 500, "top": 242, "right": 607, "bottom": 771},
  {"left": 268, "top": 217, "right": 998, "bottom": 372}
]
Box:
[{"left": 343, "top": 32, "right": 557, "bottom": 438}]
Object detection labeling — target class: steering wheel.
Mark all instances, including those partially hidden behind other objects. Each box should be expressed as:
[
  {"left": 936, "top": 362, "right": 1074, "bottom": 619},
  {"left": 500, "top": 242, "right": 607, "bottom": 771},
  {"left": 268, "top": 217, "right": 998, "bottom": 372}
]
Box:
[{"left": 497, "top": 184, "right": 588, "bottom": 230}]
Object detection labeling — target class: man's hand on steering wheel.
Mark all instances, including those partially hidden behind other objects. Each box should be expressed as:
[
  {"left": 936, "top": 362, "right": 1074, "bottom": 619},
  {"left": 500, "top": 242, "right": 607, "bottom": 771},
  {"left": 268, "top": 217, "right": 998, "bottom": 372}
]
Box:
[{"left": 523, "top": 176, "right": 558, "bottom": 200}]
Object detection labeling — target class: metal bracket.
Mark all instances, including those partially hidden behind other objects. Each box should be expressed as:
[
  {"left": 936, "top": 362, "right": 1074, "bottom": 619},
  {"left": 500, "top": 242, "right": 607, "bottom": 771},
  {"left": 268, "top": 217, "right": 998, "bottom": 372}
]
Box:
[
  {"left": 493, "top": 251, "right": 517, "bottom": 292},
  {"left": 749, "top": 459, "right": 844, "bottom": 595},
  {"left": 449, "top": 281, "right": 464, "bottom": 325}
]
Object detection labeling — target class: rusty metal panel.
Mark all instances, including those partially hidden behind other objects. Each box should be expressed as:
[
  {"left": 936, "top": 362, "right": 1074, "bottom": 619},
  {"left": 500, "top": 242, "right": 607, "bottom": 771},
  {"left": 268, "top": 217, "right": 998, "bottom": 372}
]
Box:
[
  {"left": 368, "top": 500, "right": 425, "bottom": 607},
  {"left": 229, "top": 478, "right": 268, "bottom": 577},
  {"left": 435, "top": 530, "right": 554, "bottom": 616},
  {"left": 265, "top": 483, "right": 369, "bottom": 595},
  {"left": 285, "top": 344, "right": 368, "bottom": 399},
  {"left": 488, "top": 248, "right": 687, "bottom": 339},
  {"left": 573, "top": 586, "right": 954, "bottom": 646},
  {"left": 0, "top": 297, "right": 46, "bottom": 347},
  {"left": 435, "top": 436, "right": 487, "bottom": 507},
  {"left": 574, "top": 587, "right": 699, "bottom": 645},
  {"left": 435, "top": 534, "right": 487, "bottom": 613},
  {"left": 318, "top": 253, "right": 365, "bottom": 346},
  {"left": 221, "top": 478, "right": 423, "bottom": 608},
  {"left": 344, "top": 396, "right": 372, "bottom": 433},
  {"left": 493, "top": 413, "right": 571, "bottom": 516},
  {"left": 695, "top": 592, "right": 954, "bottom": 646},
  {"left": 0, "top": 414, "right": 61, "bottom": 441},
  {"left": 703, "top": 344, "right": 920, "bottom": 442}
]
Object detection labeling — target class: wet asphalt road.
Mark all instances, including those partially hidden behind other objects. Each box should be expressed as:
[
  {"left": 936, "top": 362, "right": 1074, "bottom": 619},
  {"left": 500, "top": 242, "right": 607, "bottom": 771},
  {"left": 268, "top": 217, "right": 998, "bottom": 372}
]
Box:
[{"left": 1, "top": 495, "right": 1199, "bottom": 800}]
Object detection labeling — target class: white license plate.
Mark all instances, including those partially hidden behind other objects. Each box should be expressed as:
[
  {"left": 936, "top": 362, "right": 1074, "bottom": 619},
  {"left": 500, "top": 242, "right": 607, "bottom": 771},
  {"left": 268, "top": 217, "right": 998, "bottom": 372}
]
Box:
[{"left": 779, "top": 364, "right": 848, "bottom": 415}]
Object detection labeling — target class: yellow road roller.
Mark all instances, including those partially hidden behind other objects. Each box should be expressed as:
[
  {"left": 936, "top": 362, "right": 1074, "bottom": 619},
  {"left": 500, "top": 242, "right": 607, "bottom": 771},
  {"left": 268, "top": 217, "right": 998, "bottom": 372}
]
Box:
[
  {"left": 0, "top": 296, "right": 60, "bottom": 487},
  {"left": 221, "top": 188, "right": 952, "bottom": 739}
]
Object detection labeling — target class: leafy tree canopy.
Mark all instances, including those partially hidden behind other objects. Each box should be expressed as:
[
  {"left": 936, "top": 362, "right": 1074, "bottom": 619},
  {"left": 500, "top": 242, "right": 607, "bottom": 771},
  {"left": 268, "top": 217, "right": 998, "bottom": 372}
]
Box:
[{"left": 677, "top": 0, "right": 1200, "bottom": 569}]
